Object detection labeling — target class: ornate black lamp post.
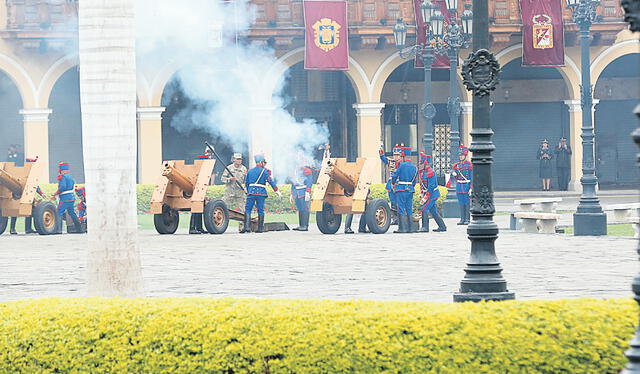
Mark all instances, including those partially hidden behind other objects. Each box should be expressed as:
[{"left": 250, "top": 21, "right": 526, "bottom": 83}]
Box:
[
  {"left": 620, "top": 0, "right": 640, "bottom": 372},
  {"left": 566, "top": 0, "right": 607, "bottom": 236},
  {"left": 442, "top": 2, "right": 473, "bottom": 218},
  {"left": 393, "top": 0, "right": 441, "bottom": 156},
  {"left": 453, "top": 0, "right": 514, "bottom": 302}
]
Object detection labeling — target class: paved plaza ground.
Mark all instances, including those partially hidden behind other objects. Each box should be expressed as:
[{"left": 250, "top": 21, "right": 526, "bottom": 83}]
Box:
[{"left": 1, "top": 210, "right": 637, "bottom": 303}]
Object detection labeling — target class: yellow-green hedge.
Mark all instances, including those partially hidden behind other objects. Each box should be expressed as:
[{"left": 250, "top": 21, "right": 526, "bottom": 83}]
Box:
[{"left": 0, "top": 298, "right": 636, "bottom": 373}]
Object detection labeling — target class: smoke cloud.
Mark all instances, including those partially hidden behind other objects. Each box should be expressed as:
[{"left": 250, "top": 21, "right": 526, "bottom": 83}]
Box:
[{"left": 135, "top": 0, "right": 328, "bottom": 183}]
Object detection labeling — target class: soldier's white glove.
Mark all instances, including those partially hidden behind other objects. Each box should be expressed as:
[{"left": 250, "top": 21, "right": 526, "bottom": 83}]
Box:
[
  {"left": 289, "top": 195, "right": 294, "bottom": 204},
  {"left": 305, "top": 191, "right": 311, "bottom": 202},
  {"left": 276, "top": 190, "right": 282, "bottom": 198}
]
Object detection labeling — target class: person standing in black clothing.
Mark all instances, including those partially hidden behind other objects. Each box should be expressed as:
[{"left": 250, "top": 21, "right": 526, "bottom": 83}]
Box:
[
  {"left": 538, "top": 140, "right": 553, "bottom": 191},
  {"left": 555, "top": 137, "right": 572, "bottom": 191}
]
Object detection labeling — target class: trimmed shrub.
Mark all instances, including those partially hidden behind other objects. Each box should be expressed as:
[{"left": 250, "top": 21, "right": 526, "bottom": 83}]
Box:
[{"left": 0, "top": 298, "right": 636, "bottom": 373}]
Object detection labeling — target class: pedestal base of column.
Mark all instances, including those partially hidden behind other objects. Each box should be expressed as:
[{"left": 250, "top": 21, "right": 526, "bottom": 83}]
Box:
[
  {"left": 442, "top": 198, "right": 460, "bottom": 218},
  {"left": 573, "top": 212, "right": 607, "bottom": 236},
  {"left": 453, "top": 291, "right": 515, "bottom": 303}
]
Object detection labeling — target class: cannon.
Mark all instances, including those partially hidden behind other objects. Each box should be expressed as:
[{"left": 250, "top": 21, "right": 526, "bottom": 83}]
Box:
[
  {"left": 0, "top": 161, "right": 58, "bottom": 235},
  {"left": 150, "top": 159, "right": 230, "bottom": 234},
  {"left": 310, "top": 157, "right": 392, "bottom": 234}
]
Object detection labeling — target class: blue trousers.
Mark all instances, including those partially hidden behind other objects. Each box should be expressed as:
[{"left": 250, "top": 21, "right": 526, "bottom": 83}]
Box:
[
  {"left": 58, "top": 201, "right": 79, "bottom": 220},
  {"left": 387, "top": 190, "right": 397, "bottom": 206},
  {"left": 245, "top": 195, "right": 266, "bottom": 216},
  {"left": 294, "top": 197, "right": 308, "bottom": 212},
  {"left": 456, "top": 183, "right": 471, "bottom": 205},
  {"left": 396, "top": 191, "right": 413, "bottom": 217}
]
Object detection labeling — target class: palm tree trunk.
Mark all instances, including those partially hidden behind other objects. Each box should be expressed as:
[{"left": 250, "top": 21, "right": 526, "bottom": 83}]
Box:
[{"left": 78, "top": 0, "right": 143, "bottom": 297}]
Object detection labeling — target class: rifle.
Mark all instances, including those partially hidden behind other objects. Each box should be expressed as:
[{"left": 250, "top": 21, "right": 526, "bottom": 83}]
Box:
[{"left": 204, "top": 141, "right": 247, "bottom": 195}]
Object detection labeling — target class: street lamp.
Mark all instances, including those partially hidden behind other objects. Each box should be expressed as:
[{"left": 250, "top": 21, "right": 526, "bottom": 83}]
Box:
[
  {"left": 453, "top": 0, "right": 514, "bottom": 302},
  {"left": 620, "top": 1, "right": 639, "bottom": 372},
  {"left": 566, "top": 0, "right": 607, "bottom": 236},
  {"left": 440, "top": 3, "right": 474, "bottom": 219},
  {"left": 392, "top": 3, "right": 438, "bottom": 156}
]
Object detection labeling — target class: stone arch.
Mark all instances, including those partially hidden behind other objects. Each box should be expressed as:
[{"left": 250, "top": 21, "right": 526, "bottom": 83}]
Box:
[
  {"left": 370, "top": 51, "right": 470, "bottom": 104},
  {"left": 591, "top": 39, "right": 640, "bottom": 85},
  {"left": 262, "top": 47, "right": 371, "bottom": 104},
  {"left": 495, "top": 43, "right": 581, "bottom": 100},
  {"left": 0, "top": 52, "right": 37, "bottom": 108}
]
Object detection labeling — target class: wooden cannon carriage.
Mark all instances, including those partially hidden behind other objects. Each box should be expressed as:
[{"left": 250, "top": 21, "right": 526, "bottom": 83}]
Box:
[
  {"left": 310, "top": 157, "right": 391, "bottom": 234},
  {"left": 0, "top": 160, "right": 58, "bottom": 235}
]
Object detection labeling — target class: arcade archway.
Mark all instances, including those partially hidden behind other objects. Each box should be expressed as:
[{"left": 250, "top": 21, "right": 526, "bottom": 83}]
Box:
[
  {"left": 0, "top": 71, "right": 24, "bottom": 163},
  {"left": 48, "top": 67, "right": 83, "bottom": 183}
]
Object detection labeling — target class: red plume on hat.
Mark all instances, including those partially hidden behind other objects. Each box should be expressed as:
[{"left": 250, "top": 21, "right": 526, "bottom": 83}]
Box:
[
  {"left": 419, "top": 152, "right": 432, "bottom": 165},
  {"left": 459, "top": 144, "right": 469, "bottom": 156}
]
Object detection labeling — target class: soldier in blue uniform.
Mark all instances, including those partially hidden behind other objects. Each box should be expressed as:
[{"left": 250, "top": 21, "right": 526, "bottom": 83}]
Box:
[
  {"left": 379, "top": 144, "right": 401, "bottom": 225},
  {"left": 241, "top": 154, "right": 281, "bottom": 233},
  {"left": 392, "top": 145, "right": 418, "bottom": 233},
  {"left": 451, "top": 145, "right": 473, "bottom": 225},
  {"left": 418, "top": 152, "right": 447, "bottom": 232},
  {"left": 53, "top": 161, "right": 84, "bottom": 234},
  {"left": 290, "top": 164, "right": 314, "bottom": 231}
]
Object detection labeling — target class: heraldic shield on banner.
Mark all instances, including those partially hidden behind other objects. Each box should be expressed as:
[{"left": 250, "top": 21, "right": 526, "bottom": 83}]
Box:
[
  {"left": 519, "top": 0, "right": 564, "bottom": 66},
  {"left": 304, "top": 1, "right": 349, "bottom": 70}
]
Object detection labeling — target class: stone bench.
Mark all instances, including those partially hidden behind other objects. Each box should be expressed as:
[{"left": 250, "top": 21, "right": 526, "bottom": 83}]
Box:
[
  {"left": 513, "top": 212, "right": 561, "bottom": 234},
  {"left": 510, "top": 197, "right": 563, "bottom": 230},
  {"left": 605, "top": 203, "right": 640, "bottom": 222}
]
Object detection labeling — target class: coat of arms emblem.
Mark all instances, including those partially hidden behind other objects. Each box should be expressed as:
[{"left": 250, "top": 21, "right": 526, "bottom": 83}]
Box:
[
  {"left": 312, "top": 18, "right": 341, "bottom": 52},
  {"left": 532, "top": 14, "right": 553, "bottom": 49}
]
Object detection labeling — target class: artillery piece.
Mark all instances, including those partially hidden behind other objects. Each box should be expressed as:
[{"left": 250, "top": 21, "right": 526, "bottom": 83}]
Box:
[
  {"left": 310, "top": 157, "right": 391, "bottom": 234},
  {"left": 151, "top": 159, "right": 230, "bottom": 234},
  {"left": 0, "top": 161, "right": 58, "bottom": 235}
]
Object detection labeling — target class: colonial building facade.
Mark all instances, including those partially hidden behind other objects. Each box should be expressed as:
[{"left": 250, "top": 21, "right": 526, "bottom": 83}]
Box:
[{"left": 0, "top": 0, "right": 637, "bottom": 189}]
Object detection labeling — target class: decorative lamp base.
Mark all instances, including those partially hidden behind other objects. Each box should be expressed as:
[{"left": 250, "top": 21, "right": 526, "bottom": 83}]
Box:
[
  {"left": 453, "top": 291, "right": 515, "bottom": 303},
  {"left": 573, "top": 212, "right": 607, "bottom": 236}
]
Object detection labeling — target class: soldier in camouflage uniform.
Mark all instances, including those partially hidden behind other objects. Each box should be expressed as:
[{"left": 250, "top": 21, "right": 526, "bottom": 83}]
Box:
[{"left": 221, "top": 153, "right": 247, "bottom": 211}]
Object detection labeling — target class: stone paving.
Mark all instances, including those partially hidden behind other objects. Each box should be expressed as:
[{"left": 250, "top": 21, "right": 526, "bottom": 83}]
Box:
[{"left": 1, "top": 214, "right": 636, "bottom": 303}]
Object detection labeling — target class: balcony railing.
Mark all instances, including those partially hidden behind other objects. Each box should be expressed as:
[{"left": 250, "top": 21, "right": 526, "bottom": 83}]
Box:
[{"left": 6, "top": 0, "right": 78, "bottom": 32}]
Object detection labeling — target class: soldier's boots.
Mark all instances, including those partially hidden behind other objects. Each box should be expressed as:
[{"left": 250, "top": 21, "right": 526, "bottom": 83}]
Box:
[
  {"left": 418, "top": 214, "right": 429, "bottom": 233},
  {"left": 293, "top": 211, "right": 309, "bottom": 232},
  {"left": 457, "top": 204, "right": 466, "bottom": 225},
  {"left": 25, "top": 216, "right": 36, "bottom": 234},
  {"left": 69, "top": 214, "right": 85, "bottom": 234},
  {"left": 9, "top": 217, "right": 17, "bottom": 235},
  {"left": 194, "top": 213, "right": 207, "bottom": 234},
  {"left": 394, "top": 215, "right": 408, "bottom": 234},
  {"left": 358, "top": 216, "right": 369, "bottom": 233},
  {"left": 189, "top": 214, "right": 201, "bottom": 235},
  {"left": 256, "top": 216, "right": 265, "bottom": 233},
  {"left": 344, "top": 214, "right": 355, "bottom": 234},
  {"left": 432, "top": 211, "right": 447, "bottom": 232},
  {"left": 240, "top": 215, "right": 251, "bottom": 234},
  {"left": 464, "top": 205, "right": 471, "bottom": 225}
]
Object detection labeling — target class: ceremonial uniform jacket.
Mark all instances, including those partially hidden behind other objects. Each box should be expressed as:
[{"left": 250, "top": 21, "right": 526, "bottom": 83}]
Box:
[
  {"left": 379, "top": 154, "right": 397, "bottom": 192},
  {"left": 56, "top": 174, "right": 76, "bottom": 203},
  {"left": 420, "top": 166, "right": 440, "bottom": 202},
  {"left": 392, "top": 160, "right": 418, "bottom": 193},
  {"left": 246, "top": 165, "right": 278, "bottom": 196},
  {"left": 291, "top": 167, "right": 313, "bottom": 199},
  {"left": 452, "top": 161, "right": 473, "bottom": 185},
  {"left": 221, "top": 164, "right": 247, "bottom": 197},
  {"left": 555, "top": 145, "right": 572, "bottom": 169}
]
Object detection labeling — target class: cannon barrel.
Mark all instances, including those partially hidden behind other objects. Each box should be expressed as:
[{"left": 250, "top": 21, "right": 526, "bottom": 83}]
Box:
[
  {"left": 0, "top": 168, "right": 24, "bottom": 196},
  {"left": 162, "top": 163, "right": 195, "bottom": 196},
  {"left": 326, "top": 160, "right": 356, "bottom": 195}
]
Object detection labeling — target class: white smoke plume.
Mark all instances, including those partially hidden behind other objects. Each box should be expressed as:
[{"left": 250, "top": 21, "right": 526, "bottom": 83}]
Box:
[{"left": 135, "top": 0, "right": 329, "bottom": 183}]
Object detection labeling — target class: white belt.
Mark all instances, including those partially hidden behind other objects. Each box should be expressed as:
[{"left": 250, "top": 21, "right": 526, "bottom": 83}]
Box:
[
  {"left": 457, "top": 181, "right": 470, "bottom": 184},
  {"left": 59, "top": 190, "right": 74, "bottom": 195},
  {"left": 397, "top": 181, "right": 413, "bottom": 185},
  {"left": 249, "top": 183, "right": 266, "bottom": 188},
  {"left": 295, "top": 186, "right": 306, "bottom": 190}
]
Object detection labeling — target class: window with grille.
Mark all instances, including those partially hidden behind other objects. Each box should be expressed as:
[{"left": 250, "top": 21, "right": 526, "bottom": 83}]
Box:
[
  {"left": 277, "top": 4, "right": 291, "bottom": 20},
  {"left": 364, "top": 3, "right": 376, "bottom": 20},
  {"left": 433, "top": 124, "right": 451, "bottom": 176},
  {"left": 387, "top": 3, "right": 400, "bottom": 20},
  {"left": 255, "top": 4, "right": 266, "bottom": 20}
]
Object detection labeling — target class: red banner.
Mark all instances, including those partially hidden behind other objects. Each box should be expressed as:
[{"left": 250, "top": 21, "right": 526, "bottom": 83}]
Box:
[
  {"left": 519, "top": 0, "right": 565, "bottom": 66},
  {"left": 413, "top": 0, "right": 450, "bottom": 69},
  {"left": 303, "top": 0, "right": 349, "bottom": 71}
]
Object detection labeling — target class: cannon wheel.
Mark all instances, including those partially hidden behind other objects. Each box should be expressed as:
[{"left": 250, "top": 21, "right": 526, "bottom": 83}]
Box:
[
  {"left": 203, "top": 199, "right": 229, "bottom": 235},
  {"left": 33, "top": 201, "right": 58, "bottom": 235},
  {"left": 0, "top": 216, "right": 7, "bottom": 235},
  {"left": 316, "top": 202, "right": 342, "bottom": 234},
  {"left": 364, "top": 198, "right": 391, "bottom": 234},
  {"left": 154, "top": 204, "right": 179, "bottom": 234}
]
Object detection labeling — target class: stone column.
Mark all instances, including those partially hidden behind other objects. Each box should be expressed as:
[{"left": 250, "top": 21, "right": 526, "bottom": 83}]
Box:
[
  {"left": 564, "top": 99, "right": 583, "bottom": 192},
  {"left": 353, "top": 103, "right": 385, "bottom": 184},
  {"left": 20, "top": 108, "right": 52, "bottom": 182},
  {"left": 460, "top": 102, "right": 473, "bottom": 147},
  {"left": 137, "top": 107, "right": 165, "bottom": 184}
]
